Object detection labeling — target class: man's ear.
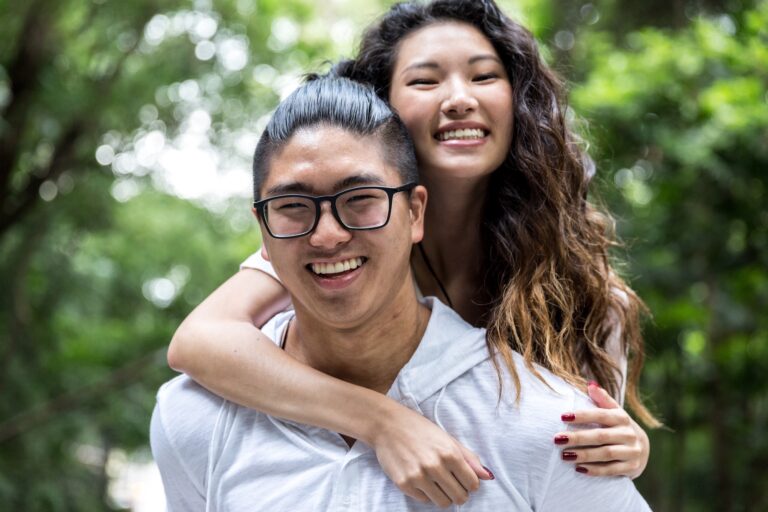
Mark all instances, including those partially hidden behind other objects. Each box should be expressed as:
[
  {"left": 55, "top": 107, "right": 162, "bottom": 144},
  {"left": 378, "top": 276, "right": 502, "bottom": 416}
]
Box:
[{"left": 409, "top": 185, "right": 428, "bottom": 244}]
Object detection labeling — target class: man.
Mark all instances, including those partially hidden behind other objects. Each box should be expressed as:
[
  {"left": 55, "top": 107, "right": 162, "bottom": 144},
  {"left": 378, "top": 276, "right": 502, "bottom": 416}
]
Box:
[{"left": 151, "top": 76, "right": 651, "bottom": 511}]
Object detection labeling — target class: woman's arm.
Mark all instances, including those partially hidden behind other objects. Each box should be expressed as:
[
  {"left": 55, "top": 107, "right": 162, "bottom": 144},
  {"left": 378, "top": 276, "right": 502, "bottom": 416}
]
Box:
[{"left": 168, "top": 268, "right": 492, "bottom": 505}]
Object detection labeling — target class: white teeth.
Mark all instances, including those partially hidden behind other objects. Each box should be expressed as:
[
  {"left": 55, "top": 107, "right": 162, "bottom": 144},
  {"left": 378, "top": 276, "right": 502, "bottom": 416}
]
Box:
[
  {"left": 437, "top": 128, "right": 486, "bottom": 141},
  {"left": 311, "top": 257, "right": 364, "bottom": 275}
]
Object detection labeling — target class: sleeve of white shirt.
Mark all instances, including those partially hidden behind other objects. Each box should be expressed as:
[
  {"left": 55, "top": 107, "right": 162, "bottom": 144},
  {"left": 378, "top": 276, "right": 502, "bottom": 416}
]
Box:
[
  {"left": 150, "top": 376, "right": 223, "bottom": 512},
  {"left": 239, "top": 248, "right": 281, "bottom": 282}
]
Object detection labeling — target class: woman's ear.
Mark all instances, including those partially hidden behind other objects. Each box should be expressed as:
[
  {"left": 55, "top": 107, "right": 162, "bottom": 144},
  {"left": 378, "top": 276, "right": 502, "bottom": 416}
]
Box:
[{"left": 409, "top": 185, "right": 428, "bottom": 244}]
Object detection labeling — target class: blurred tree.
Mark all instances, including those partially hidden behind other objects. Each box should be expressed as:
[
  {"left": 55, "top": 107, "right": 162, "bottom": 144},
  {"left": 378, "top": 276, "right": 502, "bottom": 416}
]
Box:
[
  {"left": 572, "top": 2, "right": 768, "bottom": 510},
  {"left": 0, "top": 0, "right": 381, "bottom": 508}
]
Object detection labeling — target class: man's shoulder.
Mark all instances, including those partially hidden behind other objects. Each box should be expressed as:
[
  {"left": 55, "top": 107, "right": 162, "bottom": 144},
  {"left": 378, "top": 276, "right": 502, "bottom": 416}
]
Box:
[
  {"left": 474, "top": 350, "right": 595, "bottom": 415},
  {"left": 444, "top": 357, "right": 649, "bottom": 510},
  {"left": 153, "top": 375, "right": 226, "bottom": 455},
  {"left": 157, "top": 373, "right": 222, "bottom": 405}
]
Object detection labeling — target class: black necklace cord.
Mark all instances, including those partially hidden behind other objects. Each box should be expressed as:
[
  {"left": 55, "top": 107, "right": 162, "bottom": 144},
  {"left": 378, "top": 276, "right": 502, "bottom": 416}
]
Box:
[{"left": 417, "top": 242, "right": 454, "bottom": 309}]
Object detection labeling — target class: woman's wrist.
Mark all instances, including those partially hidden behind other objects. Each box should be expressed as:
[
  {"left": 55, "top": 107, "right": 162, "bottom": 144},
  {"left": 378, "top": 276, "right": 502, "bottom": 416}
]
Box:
[{"left": 351, "top": 391, "right": 404, "bottom": 447}]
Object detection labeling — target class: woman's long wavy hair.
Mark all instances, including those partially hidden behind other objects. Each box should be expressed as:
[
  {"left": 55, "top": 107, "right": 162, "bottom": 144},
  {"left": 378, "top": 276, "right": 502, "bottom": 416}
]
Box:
[{"left": 336, "top": 0, "right": 659, "bottom": 427}]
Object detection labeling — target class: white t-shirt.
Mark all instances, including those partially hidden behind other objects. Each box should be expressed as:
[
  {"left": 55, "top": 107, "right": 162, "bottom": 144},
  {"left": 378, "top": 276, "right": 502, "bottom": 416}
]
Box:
[{"left": 151, "top": 299, "right": 650, "bottom": 511}]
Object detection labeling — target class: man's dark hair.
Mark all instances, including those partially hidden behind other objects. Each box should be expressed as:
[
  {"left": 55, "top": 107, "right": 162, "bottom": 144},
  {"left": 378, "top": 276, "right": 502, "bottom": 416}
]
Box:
[{"left": 252, "top": 76, "right": 417, "bottom": 200}]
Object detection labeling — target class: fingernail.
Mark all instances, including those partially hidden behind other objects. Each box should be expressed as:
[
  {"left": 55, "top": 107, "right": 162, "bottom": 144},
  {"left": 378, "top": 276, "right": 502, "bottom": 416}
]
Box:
[
  {"left": 576, "top": 466, "right": 588, "bottom": 474},
  {"left": 561, "top": 413, "right": 576, "bottom": 422},
  {"left": 562, "top": 451, "right": 577, "bottom": 461},
  {"left": 482, "top": 465, "right": 495, "bottom": 480},
  {"left": 554, "top": 435, "right": 569, "bottom": 445},
  {"left": 588, "top": 380, "right": 600, "bottom": 388}
]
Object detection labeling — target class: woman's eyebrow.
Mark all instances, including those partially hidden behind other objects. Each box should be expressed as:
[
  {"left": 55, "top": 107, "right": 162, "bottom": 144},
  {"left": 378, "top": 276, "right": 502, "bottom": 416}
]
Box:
[
  {"left": 468, "top": 54, "right": 503, "bottom": 65},
  {"left": 401, "top": 61, "right": 439, "bottom": 73},
  {"left": 401, "top": 54, "right": 502, "bottom": 74}
]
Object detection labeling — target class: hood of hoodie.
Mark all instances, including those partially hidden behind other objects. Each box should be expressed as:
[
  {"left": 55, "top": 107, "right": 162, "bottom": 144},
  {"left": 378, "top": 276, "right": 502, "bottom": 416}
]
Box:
[{"left": 388, "top": 297, "right": 491, "bottom": 408}]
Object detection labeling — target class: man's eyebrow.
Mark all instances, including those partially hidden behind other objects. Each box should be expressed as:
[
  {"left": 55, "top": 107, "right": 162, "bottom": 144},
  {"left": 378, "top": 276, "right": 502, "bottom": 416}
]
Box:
[
  {"left": 264, "top": 182, "right": 313, "bottom": 196},
  {"left": 334, "top": 173, "right": 386, "bottom": 190},
  {"left": 263, "top": 173, "right": 387, "bottom": 197}
]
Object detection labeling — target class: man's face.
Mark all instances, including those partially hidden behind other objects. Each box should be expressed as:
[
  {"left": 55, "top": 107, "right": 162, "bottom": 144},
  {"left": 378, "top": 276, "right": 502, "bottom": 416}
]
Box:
[{"left": 258, "top": 125, "right": 426, "bottom": 329}]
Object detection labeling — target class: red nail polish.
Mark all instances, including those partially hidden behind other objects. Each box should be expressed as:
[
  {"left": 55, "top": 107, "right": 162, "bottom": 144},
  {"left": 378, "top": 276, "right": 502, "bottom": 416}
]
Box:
[
  {"left": 562, "top": 451, "right": 578, "bottom": 461},
  {"left": 482, "top": 465, "right": 495, "bottom": 480},
  {"left": 554, "top": 435, "right": 569, "bottom": 445},
  {"left": 588, "top": 380, "right": 600, "bottom": 388},
  {"left": 561, "top": 413, "right": 576, "bottom": 422},
  {"left": 576, "top": 466, "right": 588, "bottom": 474}
]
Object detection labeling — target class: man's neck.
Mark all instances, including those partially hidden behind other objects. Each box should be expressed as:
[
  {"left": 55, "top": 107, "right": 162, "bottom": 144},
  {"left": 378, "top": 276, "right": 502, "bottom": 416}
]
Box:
[{"left": 283, "top": 279, "right": 431, "bottom": 395}]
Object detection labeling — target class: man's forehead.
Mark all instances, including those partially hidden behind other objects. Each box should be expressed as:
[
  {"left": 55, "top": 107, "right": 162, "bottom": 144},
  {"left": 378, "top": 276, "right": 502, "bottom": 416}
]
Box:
[{"left": 261, "top": 126, "right": 401, "bottom": 196}]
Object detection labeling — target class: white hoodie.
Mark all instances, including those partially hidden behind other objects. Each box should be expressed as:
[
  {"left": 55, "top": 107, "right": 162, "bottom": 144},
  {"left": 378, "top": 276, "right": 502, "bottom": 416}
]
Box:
[{"left": 151, "top": 298, "right": 651, "bottom": 511}]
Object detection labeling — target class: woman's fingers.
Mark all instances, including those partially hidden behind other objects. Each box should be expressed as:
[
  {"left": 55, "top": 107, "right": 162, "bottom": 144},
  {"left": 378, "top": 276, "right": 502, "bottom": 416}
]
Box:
[
  {"left": 388, "top": 451, "right": 481, "bottom": 507},
  {"left": 427, "top": 466, "right": 471, "bottom": 506},
  {"left": 573, "top": 461, "right": 640, "bottom": 477},
  {"left": 459, "top": 444, "right": 493, "bottom": 483},
  {"left": 587, "top": 381, "right": 620, "bottom": 409},
  {"left": 554, "top": 424, "right": 635, "bottom": 448},
  {"left": 561, "top": 444, "right": 639, "bottom": 464},
  {"left": 417, "top": 480, "right": 454, "bottom": 508},
  {"left": 402, "top": 487, "right": 431, "bottom": 504},
  {"left": 447, "top": 455, "right": 481, "bottom": 495},
  {"left": 561, "top": 407, "right": 631, "bottom": 427}
]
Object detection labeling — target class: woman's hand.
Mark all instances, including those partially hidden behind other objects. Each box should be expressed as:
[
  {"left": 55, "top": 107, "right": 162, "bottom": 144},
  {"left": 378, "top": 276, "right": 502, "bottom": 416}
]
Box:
[
  {"left": 370, "top": 403, "right": 494, "bottom": 508},
  {"left": 554, "top": 381, "right": 649, "bottom": 479}
]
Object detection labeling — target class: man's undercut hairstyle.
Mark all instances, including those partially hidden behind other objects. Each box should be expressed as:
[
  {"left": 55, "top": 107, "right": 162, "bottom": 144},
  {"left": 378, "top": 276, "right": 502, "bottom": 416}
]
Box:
[{"left": 252, "top": 76, "right": 417, "bottom": 200}]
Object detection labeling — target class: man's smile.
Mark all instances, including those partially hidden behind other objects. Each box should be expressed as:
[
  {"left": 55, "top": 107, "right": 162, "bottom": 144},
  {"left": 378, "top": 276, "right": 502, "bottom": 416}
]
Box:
[{"left": 309, "top": 257, "right": 367, "bottom": 276}]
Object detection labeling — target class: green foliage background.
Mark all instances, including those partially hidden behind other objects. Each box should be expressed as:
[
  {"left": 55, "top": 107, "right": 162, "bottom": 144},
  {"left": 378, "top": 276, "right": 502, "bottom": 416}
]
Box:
[{"left": 0, "top": 0, "right": 765, "bottom": 510}]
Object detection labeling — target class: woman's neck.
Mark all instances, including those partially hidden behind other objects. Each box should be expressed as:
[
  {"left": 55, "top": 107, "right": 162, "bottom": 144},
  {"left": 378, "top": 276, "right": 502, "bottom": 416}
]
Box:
[
  {"left": 414, "top": 175, "right": 491, "bottom": 325},
  {"left": 420, "top": 174, "right": 488, "bottom": 274}
]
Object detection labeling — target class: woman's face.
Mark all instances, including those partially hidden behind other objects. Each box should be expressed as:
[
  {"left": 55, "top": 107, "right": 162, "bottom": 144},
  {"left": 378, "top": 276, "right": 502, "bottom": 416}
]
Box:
[{"left": 389, "top": 22, "right": 513, "bottom": 184}]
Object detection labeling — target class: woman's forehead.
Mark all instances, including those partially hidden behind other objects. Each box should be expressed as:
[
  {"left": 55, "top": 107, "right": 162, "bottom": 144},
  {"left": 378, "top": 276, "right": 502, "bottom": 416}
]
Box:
[{"left": 393, "top": 22, "right": 498, "bottom": 69}]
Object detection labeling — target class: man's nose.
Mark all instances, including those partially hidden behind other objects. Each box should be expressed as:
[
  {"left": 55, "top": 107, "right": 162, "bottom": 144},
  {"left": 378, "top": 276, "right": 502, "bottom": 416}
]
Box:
[
  {"left": 308, "top": 202, "right": 352, "bottom": 249},
  {"left": 441, "top": 77, "right": 479, "bottom": 116}
]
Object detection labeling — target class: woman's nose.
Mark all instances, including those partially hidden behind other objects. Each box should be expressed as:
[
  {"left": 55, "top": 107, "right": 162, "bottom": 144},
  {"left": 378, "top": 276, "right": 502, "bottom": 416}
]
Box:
[{"left": 441, "top": 78, "right": 479, "bottom": 115}]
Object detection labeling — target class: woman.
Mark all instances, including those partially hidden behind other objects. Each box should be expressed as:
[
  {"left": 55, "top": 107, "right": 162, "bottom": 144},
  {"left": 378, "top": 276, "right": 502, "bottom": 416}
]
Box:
[{"left": 168, "top": 0, "right": 659, "bottom": 506}]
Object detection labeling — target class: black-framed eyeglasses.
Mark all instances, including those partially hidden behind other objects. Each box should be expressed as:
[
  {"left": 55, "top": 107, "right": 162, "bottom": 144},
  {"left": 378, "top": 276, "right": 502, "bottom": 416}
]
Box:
[{"left": 253, "top": 183, "right": 417, "bottom": 239}]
